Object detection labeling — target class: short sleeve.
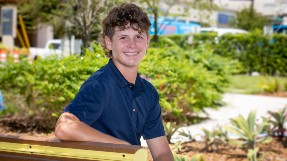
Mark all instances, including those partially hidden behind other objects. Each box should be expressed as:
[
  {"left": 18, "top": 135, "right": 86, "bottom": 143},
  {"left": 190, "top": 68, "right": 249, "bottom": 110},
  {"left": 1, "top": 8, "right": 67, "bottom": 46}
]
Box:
[
  {"left": 142, "top": 90, "right": 165, "bottom": 140},
  {"left": 64, "top": 80, "right": 106, "bottom": 126}
]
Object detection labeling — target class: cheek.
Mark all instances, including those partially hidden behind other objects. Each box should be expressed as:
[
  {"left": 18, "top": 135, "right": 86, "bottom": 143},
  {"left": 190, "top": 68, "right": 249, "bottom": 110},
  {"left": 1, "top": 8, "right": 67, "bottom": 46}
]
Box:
[{"left": 112, "top": 42, "right": 123, "bottom": 50}]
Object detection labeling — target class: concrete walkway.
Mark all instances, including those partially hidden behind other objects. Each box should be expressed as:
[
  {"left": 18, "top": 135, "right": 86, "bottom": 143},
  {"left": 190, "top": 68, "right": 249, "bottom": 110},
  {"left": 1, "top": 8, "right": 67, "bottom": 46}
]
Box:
[
  {"left": 141, "top": 93, "right": 287, "bottom": 146},
  {"left": 170, "top": 93, "right": 287, "bottom": 143}
]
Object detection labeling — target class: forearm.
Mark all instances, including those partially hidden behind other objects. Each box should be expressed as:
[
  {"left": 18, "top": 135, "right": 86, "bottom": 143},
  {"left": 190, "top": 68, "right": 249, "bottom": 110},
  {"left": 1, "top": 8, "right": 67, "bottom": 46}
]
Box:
[
  {"left": 147, "top": 136, "right": 174, "bottom": 161},
  {"left": 153, "top": 155, "right": 174, "bottom": 161},
  {"left": 55, "top": 113, "right": 130, "bottom": 145}
]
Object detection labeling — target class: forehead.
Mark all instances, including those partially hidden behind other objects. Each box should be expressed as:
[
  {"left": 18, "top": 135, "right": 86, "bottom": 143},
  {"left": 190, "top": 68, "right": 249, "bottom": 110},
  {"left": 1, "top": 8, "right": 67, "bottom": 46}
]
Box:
[{"left": 114, "top": 24, "right": 147, "bottom": 35}]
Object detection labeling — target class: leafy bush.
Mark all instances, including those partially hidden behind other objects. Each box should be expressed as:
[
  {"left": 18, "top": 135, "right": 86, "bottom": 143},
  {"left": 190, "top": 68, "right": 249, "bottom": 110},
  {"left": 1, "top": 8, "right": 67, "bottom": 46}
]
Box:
[
  {"left": 164, "top": 122, "right": 180, "bottom": 143},
  {"left": 0, "top": 43, "right": 107, "bottom": 128},
  {"left": 1, "top": 40, "right": 234, "bottom": 128},
  {"left": 191, "top": 31, "right": 287, "bottom": 76},
  {"left": 178, "top": 125, "right": 195, "bottom": 142},
  {"left": 225, "top": 111, "right": 272, "bottom": 161},
  {"left": 140, "top": 44, "right": 236, "bottom": 121},
  {"left": 267, "top": 106, "right": 287, "bottom": 139},
  {"left": 260, "top": 77, "right": 279, "bottom": 93},
  {"left": 201, "top": 127, "right": 229, "bottom": 152}
]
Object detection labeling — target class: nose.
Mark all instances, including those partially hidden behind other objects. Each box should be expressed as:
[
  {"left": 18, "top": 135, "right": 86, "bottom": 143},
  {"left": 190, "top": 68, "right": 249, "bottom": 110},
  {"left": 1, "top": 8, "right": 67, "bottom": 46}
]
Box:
[{"left": 127, "top": 38, "right": 137, "bottom": 48}]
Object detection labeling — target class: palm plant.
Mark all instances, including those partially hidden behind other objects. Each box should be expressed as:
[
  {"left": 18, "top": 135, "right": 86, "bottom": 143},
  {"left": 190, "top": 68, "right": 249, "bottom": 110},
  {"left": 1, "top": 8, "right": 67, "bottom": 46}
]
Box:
[
  {"left": 164, "top": 121, "right": 180, "bottom": 143},
  {"left": 267, "top": 105, "right": 287, "bottom": 140},
  {"left": 174, "top": 141, "right": 183, "bottom": 153},
  {"left": 201, "top": 126, "right": 229, "bottom": 152},
  {"left": 178, "top": 125, "right": 195, "bottom": 142},
  {"left": 225, "top": 110, "right": 272, "bottom": 161}
]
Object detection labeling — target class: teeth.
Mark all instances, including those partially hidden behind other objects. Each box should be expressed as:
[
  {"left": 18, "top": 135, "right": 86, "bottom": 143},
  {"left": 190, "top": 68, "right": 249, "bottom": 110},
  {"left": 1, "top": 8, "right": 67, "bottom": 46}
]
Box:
[{"left": 125, "top": 52, "right": 138, "bottom": 56}]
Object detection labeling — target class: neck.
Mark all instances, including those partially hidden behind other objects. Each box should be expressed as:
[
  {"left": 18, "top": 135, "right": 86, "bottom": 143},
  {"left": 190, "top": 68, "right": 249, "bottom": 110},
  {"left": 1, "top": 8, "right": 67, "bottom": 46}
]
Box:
[
  {"left": 123, "top": 69, "right": 137, "bottom": 84},
  {"left": 119, "top": 67, "right": 138, "bottom": 84},
  {"left": 113, "top": 61, "right": 138, "bottom": 84}
]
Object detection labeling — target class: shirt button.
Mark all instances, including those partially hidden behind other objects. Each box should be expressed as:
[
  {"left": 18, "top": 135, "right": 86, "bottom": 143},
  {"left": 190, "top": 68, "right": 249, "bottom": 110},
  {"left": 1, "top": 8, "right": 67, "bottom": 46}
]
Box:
[{"left": 133, "top": 109, "right": 136, "bottom": 112}]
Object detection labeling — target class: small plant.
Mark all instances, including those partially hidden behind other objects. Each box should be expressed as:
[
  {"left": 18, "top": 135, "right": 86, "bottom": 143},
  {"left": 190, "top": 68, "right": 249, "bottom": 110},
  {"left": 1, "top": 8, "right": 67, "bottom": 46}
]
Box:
[
  {"left": 267, "top": 105, "right": 287, "bottom": 140},
  {"left": 164, "top": 121, "right": 180, "bottom": 143},
  {"left": 174, "top": 154, "right": 189, "bottom": 161},
  {"left": 201, "top": 126, "right": 229, "bottom": 152},
  {"left": 260, "top": 77, "right": 279, "bottom": 93},
  {"left": 225, "top": 110, "right": 272, "bottom": 161},
  {"left": 173, "top": 153, "right": 204, "bottom": 161},
  {"left": 178, "top": 125, "right": 195, "bottom": 142},
  {"left": 174, "top": 141, "right": 183, "bottom": 153},
  {"left": 190, "top": 154, "right": 205, "bottom": 161}
]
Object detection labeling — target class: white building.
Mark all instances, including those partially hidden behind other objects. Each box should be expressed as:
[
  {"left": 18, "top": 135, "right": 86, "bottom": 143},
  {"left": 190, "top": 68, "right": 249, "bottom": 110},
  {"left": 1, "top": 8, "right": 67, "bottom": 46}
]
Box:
[{"left": 162, "top": 0, "right": 287, "bottom": 28}]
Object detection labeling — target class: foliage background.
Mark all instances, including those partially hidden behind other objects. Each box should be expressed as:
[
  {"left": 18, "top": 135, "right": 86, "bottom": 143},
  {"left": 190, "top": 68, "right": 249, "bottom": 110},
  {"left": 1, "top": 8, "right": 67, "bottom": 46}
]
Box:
[
  {"left": 174, "top": 32, "right": 287, "bottom": 76},
  {"left": 0, "top": 38, "right": 235, "bottom": 129}
]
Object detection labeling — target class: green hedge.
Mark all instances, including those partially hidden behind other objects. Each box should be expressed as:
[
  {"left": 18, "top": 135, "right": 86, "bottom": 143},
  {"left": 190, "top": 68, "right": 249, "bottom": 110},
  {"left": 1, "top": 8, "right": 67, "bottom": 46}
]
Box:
[
  {"left": 186, "top": 32, "right": 287, "bottom": 76},
  {"left": 0, "top": 43, "right": 108, "bottom": 120},
  {"left": 140, "top": 45, "right": 236, "bottom": 122},
  {"left": 0, "top": 40, "right": 234, "bottom": 126}
]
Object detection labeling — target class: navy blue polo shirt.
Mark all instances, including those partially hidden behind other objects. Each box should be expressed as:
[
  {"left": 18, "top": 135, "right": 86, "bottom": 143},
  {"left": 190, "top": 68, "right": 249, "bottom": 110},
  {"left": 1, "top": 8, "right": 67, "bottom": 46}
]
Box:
[{"left": 64, "top": 59, "right": 165, "bottom": 145}]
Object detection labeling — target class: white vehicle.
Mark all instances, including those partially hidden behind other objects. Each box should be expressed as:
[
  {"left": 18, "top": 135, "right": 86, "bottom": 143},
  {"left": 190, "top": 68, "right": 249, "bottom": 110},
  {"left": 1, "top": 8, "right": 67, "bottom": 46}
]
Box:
[
  {"left": 199, "top": 27, "right": 248, "bottom": 36},
  {"left": 187, "top": 27, "right": 248, "bottom": 44},
  {"left": 29, "top": 38, "right": 82, "bottom": 60},
  {"left": 29, "top": 39, "right": 62, "bottom": 60}
]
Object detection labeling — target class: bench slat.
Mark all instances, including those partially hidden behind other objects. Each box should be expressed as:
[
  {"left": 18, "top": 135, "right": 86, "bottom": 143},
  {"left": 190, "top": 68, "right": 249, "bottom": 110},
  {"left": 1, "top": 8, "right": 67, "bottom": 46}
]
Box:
[{"left": 0, "top": 134, "right": 148, "bottom": 161}]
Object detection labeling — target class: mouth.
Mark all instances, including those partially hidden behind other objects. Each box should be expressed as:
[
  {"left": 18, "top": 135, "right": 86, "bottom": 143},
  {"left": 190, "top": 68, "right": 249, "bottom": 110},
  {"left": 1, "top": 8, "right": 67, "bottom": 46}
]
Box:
[{"left": 124, "top": 52, "right": 140, "bottom": 56}]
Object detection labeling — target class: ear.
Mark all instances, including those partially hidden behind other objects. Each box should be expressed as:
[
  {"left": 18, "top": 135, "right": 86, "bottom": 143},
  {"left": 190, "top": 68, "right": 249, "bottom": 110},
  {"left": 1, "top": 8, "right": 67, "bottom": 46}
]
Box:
[
  {"left": 105, "top": 36, "right": 112, "bottom": 50},
  {"left": 147, "top": 36, "right": 151, "bottom": 47}
]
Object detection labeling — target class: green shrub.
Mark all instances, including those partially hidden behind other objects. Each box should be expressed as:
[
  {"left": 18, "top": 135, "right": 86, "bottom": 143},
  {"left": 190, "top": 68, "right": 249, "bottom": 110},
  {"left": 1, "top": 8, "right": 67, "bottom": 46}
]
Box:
[
  {"left": 194, "top": 32, "right": 287, "bottom": 76},
  {"left": 225, "top": 111, "right": 272, "bottom": 161},
  {"left": 267, "top": 106, "right": 287, "bottom": 139},
  {"left": 140, "top": 44, "right": 235, "bottom": 121},
  {"left": 0, "top": 43, "right": 108, "bottom": 126},
  {"left": 164, "top": 122, "right": 180, "bottom": 143},
  {"left": 178, "top": 125, "right": 195, "bottom": 142},
  {"left": 201, "top": 126, "right": 229, "bottom": 152},
  {"left": 260, "top": 77, "right": 279, "bottom": 93},
  {"left": 0, "top": 41, "right": 233, "bottom": 128}
]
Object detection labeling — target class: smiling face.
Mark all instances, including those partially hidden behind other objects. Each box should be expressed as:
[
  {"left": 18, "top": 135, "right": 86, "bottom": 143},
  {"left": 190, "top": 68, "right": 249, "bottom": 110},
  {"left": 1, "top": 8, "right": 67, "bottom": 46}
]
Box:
[{"left": 105, "top": 24, "right": 150, "bottom": 70}]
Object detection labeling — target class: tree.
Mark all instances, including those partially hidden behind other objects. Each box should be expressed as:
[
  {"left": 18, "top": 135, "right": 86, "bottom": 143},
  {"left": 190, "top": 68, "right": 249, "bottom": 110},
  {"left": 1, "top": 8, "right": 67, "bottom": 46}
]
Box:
[
  {"left": 18, "top": 0, "right": 123, "bottom": 54},
  {"left": 18, "top": 0, "right": 65, "bottom": 35},
  {"left": 59, "top": 0, "right": 118, "bottom": 50},
  {"left": 229, "top": 7, "right": 269, "bottom": 31}
]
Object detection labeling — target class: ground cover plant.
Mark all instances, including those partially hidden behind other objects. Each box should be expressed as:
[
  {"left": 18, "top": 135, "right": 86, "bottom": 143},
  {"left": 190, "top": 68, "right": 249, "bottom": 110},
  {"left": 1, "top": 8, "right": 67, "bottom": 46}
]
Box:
[
  {"left": 170, "top": 108, "right": 287, "bottom": 161},
  {"left": 226, "top": 75, "right": 287, "bottom": 95}
]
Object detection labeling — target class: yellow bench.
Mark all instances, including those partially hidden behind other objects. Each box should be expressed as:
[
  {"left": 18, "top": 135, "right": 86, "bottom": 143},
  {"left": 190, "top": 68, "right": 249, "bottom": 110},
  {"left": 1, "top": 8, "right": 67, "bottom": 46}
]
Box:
[{"left": 0, "top": 134, "right": 148, "bottom": 161}]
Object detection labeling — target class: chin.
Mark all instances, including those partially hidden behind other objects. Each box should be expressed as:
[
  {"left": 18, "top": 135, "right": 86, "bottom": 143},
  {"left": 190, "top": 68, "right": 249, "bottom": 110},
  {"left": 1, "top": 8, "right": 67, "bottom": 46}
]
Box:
[{"left": 124, "top": 60, "right": 141, "bottom": 67}]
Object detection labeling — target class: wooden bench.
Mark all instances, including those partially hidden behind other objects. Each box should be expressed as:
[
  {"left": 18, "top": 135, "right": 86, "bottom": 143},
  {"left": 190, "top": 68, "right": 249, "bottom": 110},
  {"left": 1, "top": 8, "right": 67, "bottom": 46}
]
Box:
[{"left": 0, "top": 134, "right": 148, "bottom": 161}]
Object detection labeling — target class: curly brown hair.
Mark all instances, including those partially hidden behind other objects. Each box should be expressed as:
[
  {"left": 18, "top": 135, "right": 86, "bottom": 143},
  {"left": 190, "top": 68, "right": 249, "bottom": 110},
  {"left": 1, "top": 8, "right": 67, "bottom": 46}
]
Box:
[{"left": 100, "top": 3, "right": 151, "bottom": 57}]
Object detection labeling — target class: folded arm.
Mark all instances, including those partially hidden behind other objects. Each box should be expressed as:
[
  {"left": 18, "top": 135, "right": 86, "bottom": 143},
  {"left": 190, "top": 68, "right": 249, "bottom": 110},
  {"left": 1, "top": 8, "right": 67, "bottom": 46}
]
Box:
[{"left": 55, "top": 112, "right": 130, "bottom": 145}]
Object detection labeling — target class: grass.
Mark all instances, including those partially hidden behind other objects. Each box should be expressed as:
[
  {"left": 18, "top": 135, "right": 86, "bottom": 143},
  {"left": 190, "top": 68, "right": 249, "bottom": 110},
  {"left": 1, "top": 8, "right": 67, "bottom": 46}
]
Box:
[{"left": 225, "top": 75, "right": 287, "bottom": 94}]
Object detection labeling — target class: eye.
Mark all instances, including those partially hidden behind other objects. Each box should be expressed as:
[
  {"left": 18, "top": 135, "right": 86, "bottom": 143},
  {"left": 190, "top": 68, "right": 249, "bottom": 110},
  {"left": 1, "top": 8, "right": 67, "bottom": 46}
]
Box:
[
  {"left": 136, "top": 35, "right": 144, "bottom": 39},
  {"left": 119, "top": 36, "right": 126, "bottom": 40}
]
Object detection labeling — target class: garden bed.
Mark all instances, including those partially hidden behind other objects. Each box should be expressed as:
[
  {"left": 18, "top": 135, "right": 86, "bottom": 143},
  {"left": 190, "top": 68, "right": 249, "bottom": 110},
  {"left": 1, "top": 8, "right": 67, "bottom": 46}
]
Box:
[
  {"left": 0, "top": 120, "right": 286, "bottom": 161},
  {"left": 171, "top": 138, "right": 287, "bottom": 161}
]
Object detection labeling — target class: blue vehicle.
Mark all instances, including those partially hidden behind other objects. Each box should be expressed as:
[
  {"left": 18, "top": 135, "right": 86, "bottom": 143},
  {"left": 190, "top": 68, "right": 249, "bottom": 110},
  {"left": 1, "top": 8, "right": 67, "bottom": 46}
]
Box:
[
  {"left": 273, "top": 24, "right": 287, "bottom": 33},
  {"left": 149, "top": 17, "right": 201, "bottom": 35}
]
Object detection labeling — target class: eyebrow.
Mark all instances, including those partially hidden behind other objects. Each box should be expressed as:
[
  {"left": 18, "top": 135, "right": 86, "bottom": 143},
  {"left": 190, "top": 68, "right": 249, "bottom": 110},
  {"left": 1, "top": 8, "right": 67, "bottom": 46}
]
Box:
[
  {"left": 117, "top": 33, "right": 146, "bottom": 37},
  {"left": 117, "top": 35, "right": 128, "bottom": 37}
]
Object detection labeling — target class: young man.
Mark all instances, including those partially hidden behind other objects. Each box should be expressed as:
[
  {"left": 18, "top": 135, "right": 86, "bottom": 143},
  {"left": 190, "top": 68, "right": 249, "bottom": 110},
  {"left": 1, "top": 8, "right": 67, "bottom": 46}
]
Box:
[{"left": 55, "top": 3, "right": 174, "bottom": 161}]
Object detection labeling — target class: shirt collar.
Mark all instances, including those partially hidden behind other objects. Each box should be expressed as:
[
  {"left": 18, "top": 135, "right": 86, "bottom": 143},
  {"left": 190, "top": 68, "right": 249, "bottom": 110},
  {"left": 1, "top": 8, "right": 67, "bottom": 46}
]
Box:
[{"left": 107, "top": 59, "right": 145, "bottom": 94}]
